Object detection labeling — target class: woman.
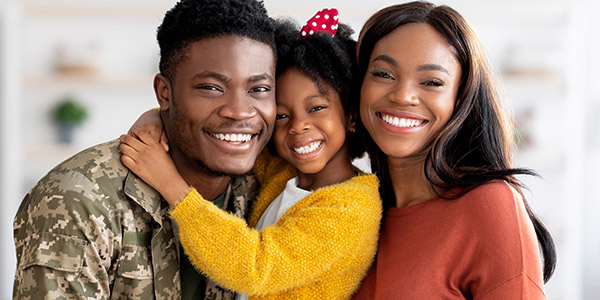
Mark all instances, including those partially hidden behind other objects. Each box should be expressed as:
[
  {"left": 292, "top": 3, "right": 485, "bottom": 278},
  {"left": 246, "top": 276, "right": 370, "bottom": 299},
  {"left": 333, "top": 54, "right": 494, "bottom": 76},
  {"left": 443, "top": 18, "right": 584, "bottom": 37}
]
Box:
[{"left": 352, "top": 2, "right": 556, "bottom": 299}]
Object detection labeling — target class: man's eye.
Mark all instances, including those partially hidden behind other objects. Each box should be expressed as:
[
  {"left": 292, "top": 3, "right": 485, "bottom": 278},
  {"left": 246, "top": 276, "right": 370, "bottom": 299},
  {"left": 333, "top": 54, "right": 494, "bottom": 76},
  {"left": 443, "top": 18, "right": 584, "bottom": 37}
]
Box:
[
  {"left": 250, "top": 86, "right": 271, "bottom": 93},
  {"left": 197, "top": 85, "right": 222, "bottom": 92}
]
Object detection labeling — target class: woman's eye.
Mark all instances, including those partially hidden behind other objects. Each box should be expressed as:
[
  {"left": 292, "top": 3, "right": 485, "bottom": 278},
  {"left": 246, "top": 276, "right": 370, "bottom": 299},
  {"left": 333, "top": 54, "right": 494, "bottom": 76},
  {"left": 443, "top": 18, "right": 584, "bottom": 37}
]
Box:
[
  {"left": 371, "top": 71, "right": 394, "bottom": 80},
  {"left": 422, "top": 79, "right": 444, "bottom": 87},
  {"left": 309, "top": 106, "right": 326, "bottom": 113},
  {"left": 275, "top": 114, "right": 288, "bottom": 120}
]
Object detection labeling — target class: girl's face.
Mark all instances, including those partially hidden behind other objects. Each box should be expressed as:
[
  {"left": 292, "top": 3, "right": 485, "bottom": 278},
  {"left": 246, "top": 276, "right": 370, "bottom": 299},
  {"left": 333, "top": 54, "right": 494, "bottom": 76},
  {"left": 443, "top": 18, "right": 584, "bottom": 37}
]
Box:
[
  {"left": 274, "top": 68, "right": 351, "bottom": 175},
  {"left": 360, "top": 22, "right": 461, "bottom": 163}
]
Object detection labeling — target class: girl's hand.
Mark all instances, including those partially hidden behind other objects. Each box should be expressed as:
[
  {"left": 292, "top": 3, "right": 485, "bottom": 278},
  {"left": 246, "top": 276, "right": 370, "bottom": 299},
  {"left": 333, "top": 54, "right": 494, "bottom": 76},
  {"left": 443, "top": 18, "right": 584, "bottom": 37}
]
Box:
[
  {"left": 128, "top": 108, "right": 169, "bottom": 152},
  {"left": 119, "top": 130, "right": 189, "bottom": 207}
]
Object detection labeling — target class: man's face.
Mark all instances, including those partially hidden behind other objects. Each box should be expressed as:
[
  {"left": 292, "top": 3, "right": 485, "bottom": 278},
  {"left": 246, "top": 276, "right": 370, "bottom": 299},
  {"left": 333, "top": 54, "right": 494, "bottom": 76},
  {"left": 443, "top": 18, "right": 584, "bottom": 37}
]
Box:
[{"left": 158, "top": 36, "right": 276, "bottom": 176}]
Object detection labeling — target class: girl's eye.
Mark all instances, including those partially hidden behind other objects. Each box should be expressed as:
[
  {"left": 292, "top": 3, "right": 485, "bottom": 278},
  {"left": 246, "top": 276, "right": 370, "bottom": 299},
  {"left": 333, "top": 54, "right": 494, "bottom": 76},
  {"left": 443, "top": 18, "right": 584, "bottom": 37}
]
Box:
[
  {"left": 250, "top": 86, "right": 271, "bottom": 93},
  {"left": 371, "top": 70, "right": 394, "bottom": 80},
  {"left": 275, "top": 114, "right": 288, "bottom": 120},
  {"left": 309, "top": 106, "right": 326, "bottom": 113}
]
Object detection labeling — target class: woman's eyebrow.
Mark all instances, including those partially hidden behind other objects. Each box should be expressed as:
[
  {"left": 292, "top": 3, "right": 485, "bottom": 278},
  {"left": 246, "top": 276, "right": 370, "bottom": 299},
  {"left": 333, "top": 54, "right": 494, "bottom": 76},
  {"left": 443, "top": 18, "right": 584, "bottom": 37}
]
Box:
[
  {"left": 417, "top": 64, "right": 450, "bottom": 75},
  {"left": 372, "top": 54, "right": 398, "bottom": 67}
]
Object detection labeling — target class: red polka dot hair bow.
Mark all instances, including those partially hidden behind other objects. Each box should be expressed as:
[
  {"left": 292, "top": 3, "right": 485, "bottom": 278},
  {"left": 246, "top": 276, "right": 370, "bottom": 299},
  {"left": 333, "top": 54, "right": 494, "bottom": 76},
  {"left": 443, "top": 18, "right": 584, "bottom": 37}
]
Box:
[{"left": 300, "top": 8, "right": 339, "bottom": 39}]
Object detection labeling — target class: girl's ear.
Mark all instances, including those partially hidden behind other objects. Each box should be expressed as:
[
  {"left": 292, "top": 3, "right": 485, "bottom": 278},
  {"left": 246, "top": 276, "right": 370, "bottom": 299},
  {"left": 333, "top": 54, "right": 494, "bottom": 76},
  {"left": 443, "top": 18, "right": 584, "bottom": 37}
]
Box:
[
  {"left": 154, "top": 74, "right": 172, "bottom": 111},
  {"left": 347, "top": 114, "right": 357, "bottom": 133}
]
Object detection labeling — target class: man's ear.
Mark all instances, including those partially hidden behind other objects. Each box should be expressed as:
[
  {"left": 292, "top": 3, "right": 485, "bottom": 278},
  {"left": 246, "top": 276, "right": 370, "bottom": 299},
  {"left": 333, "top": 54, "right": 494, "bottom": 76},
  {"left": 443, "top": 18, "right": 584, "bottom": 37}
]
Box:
[{"left": 154, "top": 74, "right": 172, "bottom": 111}]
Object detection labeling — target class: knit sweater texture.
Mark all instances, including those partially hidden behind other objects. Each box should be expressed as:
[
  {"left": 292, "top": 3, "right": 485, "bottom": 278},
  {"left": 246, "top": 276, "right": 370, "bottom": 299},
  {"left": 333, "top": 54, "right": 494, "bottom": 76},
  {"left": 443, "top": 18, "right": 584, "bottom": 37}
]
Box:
[
  {"left": 171, "top": 152, "right": 382, "bottom": 299},
  {"left": 352, "top": 181, "right": 545, "bottom": 299}
]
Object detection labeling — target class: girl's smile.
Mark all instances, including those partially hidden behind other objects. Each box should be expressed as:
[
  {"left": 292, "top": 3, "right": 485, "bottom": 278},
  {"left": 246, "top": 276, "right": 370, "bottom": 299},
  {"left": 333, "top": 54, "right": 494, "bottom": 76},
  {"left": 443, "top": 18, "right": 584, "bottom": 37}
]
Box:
[{"left": 274, "top": 68, "right": 354, "bottom": 190}]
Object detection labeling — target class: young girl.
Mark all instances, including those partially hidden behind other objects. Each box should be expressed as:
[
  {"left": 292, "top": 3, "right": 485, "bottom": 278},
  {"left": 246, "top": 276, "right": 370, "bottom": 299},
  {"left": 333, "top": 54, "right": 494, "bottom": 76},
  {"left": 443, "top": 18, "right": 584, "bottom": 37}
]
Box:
[
  {"left": 351, "top": 2, "right": 556, "bottom": 299},
  {"left": 120, "top": 9, "right": 381, "bottom": 300}
]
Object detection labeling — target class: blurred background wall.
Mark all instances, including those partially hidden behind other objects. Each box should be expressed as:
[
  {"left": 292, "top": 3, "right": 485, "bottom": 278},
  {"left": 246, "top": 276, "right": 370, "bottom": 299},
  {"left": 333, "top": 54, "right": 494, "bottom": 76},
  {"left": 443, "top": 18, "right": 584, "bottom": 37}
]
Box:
[{"left": 1, "top": 0, "right": 598, "bottom": 298}]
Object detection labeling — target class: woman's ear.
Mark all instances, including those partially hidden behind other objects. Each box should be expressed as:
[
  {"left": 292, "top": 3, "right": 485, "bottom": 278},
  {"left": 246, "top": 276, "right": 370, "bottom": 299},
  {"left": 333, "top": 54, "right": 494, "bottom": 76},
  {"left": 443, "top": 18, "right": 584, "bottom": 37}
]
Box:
[{"left": 154, "top": 74, "right": 172, "bottom": 111}]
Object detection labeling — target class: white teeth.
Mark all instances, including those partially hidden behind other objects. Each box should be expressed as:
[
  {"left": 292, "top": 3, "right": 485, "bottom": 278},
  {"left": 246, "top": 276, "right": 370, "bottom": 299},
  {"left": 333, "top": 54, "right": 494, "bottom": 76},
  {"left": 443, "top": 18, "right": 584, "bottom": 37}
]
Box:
[
  {"left": 380, "top": 114, "right": 423, "bottom": 128},
  {"left": 211, "top": 133, "right": 253, "bottom": 143},
  {"left": 293, "top": 141, "right": 322, "bottom": 154}
]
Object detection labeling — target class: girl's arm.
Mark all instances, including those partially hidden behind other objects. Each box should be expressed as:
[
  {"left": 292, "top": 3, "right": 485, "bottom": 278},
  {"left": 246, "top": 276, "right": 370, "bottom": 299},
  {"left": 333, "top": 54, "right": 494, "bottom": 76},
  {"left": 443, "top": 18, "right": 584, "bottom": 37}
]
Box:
[
  {"left": 171, "top": 174, "right": 382, "bottom": 295},
  {"left": 128, "top": 108, "right": 169, "bottom": 152},
  {"left": 119, "top": 131, "right": 188, "bottom": 207}
]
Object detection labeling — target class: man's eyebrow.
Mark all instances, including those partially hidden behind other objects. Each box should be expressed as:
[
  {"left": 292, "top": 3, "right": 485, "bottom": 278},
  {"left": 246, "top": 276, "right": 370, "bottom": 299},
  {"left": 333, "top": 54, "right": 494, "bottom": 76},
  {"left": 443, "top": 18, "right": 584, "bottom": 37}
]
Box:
[
  {"left": 193, "top": 71, "right": 231, "bottom": 83},
  {"left": 372, "top": 55, "right": 398, "bottom": 67},
  {"left": 417, "top": 64, "right": 450, "bottom": 75},
  {"left": 249, "top": 73, "right": 274, "bottom": 83}
]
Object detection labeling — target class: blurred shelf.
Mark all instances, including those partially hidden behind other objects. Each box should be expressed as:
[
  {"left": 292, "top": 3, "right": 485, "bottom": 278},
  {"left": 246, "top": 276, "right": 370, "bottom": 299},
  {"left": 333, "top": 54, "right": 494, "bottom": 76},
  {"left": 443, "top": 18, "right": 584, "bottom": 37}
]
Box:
[
  {"left": 22, "top": 143, "right": 83, "bottom": 162},
  {"left": 21, "top": 143, "right": 87, "bottom": 192},
  {"left": 24, "top": 73, "right": 155, "bottom": 90},
  {"left": 21, "top": 1, "right": 174, "bottom": 18},
  {"left": 498, "top": 73, "right": 566, "bottom": 101},
  {"left": 515, "top": 148, "right": 566, "bottom": 170}
]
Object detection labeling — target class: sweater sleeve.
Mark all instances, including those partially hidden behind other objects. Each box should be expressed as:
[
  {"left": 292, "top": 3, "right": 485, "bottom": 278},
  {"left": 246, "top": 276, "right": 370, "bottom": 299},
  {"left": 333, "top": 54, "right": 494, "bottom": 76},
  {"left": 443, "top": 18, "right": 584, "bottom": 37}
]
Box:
[
  {"left": 252, "top": 149, "right": 291, "bottom": 185},
  {"left": 466, "top": 182, "right": 546, "bottom": 299},
  {"left": 170, "top": 175, "right": 381, "bottom": 295},
  {"left": 476, "top": 273, "right": 546, "bottom": 300}
]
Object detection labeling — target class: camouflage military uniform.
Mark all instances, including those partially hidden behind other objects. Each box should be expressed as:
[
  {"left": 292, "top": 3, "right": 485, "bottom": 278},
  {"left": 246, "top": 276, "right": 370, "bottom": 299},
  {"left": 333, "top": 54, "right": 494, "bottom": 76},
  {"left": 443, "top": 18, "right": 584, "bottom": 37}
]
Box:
[{"left": 13, "top": 139, "right": 258, "bottom": 300}]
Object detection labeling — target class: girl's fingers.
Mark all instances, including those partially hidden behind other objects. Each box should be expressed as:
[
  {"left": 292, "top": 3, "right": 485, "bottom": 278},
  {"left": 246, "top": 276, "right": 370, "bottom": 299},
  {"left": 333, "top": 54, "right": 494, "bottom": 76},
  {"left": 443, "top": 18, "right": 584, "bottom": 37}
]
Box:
[
  {"left": 120, "top": 154, "right": 136, "bottom": 169},
  {"left": 120, "top": 133, "right": 147, "bottom": 150},
  {"left": 160, "top": 131, "right": 170, "bottom": 152},
  {"left": 132, "top": 128, "right": 159, "bottom": 146},
  {"left": 119, "top": 140, "right": 138, "bottom": 158}
]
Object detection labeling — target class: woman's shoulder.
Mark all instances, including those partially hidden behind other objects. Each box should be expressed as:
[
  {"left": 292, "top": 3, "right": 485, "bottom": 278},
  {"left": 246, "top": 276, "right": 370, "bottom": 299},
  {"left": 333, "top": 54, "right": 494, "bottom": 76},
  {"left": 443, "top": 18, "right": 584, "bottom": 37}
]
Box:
[
  {"left": 458, "top": 180, "right": 521, "bottom": 212},
  {"left": 457, "top": 180, "right": 533, "bottom": 239},
  {"left": 456, "top": 182, "right": 544, "bottom": 296},
  {"left": 463, "top": 179, "right": 514, "bottom": 196}
]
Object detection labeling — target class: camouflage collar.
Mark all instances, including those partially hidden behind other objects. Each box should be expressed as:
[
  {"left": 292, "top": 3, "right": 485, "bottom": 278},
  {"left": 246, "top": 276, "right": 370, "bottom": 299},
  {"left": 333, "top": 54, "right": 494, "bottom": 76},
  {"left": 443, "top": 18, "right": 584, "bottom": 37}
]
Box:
[{"left": 124, "top": 171, "right": 168, "bottom": 226}]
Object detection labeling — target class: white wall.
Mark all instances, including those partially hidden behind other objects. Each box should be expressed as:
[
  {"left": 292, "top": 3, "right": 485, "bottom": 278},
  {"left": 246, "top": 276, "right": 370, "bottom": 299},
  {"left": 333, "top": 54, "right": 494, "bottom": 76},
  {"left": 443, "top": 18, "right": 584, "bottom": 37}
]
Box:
[{"left": 0, "top": 2, "right": 21, "bottom": 297}]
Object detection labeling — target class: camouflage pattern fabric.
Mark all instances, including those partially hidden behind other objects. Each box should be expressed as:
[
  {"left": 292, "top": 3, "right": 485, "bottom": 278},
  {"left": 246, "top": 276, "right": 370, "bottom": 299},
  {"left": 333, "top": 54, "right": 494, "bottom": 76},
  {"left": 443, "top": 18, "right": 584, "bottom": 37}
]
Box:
[
  {"left": 202, "top": 175, "right": 258, "bottom": 300},
  {"left": 13, "top": 139, "right": 259, "bottom": 300}
]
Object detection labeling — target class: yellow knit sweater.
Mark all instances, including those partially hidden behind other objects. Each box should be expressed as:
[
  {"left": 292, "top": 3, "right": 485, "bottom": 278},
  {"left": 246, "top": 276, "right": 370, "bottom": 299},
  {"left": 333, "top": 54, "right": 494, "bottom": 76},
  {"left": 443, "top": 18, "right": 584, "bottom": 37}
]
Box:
[{"left": 170, "top": 153, "right": 382, "bottom": 299}]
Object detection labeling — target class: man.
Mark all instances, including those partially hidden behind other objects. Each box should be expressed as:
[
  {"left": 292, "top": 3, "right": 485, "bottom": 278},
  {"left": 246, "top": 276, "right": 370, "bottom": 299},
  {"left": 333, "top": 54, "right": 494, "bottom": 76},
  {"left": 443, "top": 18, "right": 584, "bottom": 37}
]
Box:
[{"left": 12, "top": 0, "right": 276, "bottom": 298}]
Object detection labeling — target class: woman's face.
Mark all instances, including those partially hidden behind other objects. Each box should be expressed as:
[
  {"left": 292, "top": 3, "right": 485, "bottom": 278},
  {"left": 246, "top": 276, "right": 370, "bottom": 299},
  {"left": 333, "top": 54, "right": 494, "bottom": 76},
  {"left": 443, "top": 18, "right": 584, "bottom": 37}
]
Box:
[{"left": 360, "top": 22, "right": 461, "bottom": 163}]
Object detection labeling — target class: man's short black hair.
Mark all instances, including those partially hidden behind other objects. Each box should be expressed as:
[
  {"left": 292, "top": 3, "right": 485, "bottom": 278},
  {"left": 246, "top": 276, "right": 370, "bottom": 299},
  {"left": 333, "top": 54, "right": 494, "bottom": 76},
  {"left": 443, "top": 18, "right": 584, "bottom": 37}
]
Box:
[{"left": 157, "top": 0, "right": 276, "bottom": 82}]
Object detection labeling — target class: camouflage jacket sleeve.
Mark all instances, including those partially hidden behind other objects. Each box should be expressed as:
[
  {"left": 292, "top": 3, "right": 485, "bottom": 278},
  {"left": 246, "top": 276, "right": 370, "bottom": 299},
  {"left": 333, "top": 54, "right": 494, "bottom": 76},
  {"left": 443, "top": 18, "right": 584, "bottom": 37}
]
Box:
[
  {"left": 12, "top": 141, "right": 146, "bottom": 299},
  {"left": 13, "top": 171, "right": 121, "bottom": 298}
]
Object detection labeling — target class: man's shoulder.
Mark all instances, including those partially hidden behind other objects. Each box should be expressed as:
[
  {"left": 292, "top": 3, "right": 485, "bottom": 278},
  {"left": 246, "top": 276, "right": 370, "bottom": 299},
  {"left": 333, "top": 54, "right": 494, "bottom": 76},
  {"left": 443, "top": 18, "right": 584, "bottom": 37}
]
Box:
[
  {"left": 20, "top": 139, "right": 130, "bottom": 212},
  {"left": 14, "top": 139, "right": 130, "bottom": 246},
  {"left": 52, "top": 139, "right": 127, "bottom": 178}
]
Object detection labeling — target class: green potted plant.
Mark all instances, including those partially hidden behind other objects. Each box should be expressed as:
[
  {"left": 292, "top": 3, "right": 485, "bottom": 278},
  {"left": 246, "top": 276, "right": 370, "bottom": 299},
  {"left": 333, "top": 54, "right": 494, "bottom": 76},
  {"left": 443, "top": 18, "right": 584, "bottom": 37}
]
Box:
[{"left": 52, "top": 96, "right": 88, "bottom": 144}]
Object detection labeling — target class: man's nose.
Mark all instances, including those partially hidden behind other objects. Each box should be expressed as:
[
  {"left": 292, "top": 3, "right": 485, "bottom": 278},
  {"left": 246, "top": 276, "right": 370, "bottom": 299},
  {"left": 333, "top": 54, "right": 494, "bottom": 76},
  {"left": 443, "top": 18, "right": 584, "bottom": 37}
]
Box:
[{"left": 218, "top": 91, "right": 258, "bottom": 120}]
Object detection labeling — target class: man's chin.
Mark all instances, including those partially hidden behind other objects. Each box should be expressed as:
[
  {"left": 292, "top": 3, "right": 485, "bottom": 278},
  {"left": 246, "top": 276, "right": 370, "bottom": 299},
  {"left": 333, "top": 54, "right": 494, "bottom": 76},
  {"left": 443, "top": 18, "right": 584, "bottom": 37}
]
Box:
[{"left": 195, "top": 159, "right": 253, "bottom": 177}]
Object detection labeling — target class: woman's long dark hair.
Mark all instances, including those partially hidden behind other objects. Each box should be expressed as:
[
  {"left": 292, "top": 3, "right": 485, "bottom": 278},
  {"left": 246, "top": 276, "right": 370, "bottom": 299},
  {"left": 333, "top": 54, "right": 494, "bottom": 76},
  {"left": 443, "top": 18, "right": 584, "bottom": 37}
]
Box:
[{"left": 356, "top": 1, "right": 556, "bottom": 282}]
